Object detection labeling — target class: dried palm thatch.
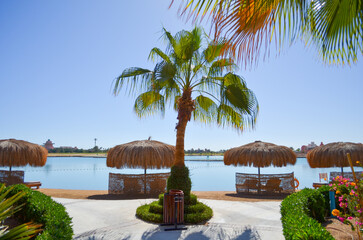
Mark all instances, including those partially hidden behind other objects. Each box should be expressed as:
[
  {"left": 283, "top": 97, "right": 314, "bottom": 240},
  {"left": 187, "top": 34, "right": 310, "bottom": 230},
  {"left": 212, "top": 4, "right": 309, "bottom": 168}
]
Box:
[
  {"left": 224, "top": 141, "right": 296, "bottom": 194},
  {"left": 307, "top": 142, "right": 363, "bottom": 169},
  {"left": 107, "top": 140, "right": 175, "bottom": 170},
  {"left": 0, "top": 139, "right": 48, "bottom": 170},
  {"left": 224, "top": 141, "right": 297, "bottom": 168}
]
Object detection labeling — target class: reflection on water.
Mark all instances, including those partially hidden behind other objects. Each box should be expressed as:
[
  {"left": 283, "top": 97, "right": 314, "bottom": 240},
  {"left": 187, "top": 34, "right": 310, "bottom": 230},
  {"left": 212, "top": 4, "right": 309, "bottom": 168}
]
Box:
[{"left": 0, "top": 157, "right": 361, "bottom": 191}]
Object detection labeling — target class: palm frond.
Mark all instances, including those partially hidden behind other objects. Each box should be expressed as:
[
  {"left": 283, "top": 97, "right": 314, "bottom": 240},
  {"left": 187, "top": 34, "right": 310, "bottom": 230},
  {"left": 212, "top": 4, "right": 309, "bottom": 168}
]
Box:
[
  {"left": 134, "top": 91, "right": 165, "bottom": 117},
  {"left": 173, "top": 0, "right": 362, "bottom": 66},
  {"left": 113, "top": 67, "right": 153, "bottom": 96},
  {"left": 202, "top": 39, "right": 228, "bottom": 63},
  {"left": 193, "top": 95, "right": 218, "bottom": 123},
  {"left": 207, "top": 58, "right": 236, "bottom": 77},
  {"left": 0, "top": 222, "right": 42, "bottom": 240},
  {"left": 148, "top": 48, "right": 171, "bottom": 63},
  {"left": 308, "top": 0, "right": 362, "bottom": 64}
]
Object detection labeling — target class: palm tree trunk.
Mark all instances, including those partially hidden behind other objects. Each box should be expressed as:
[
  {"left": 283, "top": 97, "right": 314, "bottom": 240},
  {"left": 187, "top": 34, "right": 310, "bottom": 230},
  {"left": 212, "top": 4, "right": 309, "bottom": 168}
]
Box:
[{"left": 174, "top": 89, "right": 194, "bottom": 167}]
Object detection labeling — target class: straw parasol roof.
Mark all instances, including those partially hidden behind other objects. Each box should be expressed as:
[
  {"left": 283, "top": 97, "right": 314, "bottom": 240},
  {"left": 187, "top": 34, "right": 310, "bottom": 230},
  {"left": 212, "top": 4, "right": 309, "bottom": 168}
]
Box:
[
  {"left": 224, "top": 141, "right": 297, "bottom": 168},
  {"left": 0, "top": 139, "right": 48, "bottom": 168},
  {"left": 107, "top": 139, "right": 175, "bottom": 169},
  {"left": 307, "top": 142, "right": 363, "bottom": 168}
]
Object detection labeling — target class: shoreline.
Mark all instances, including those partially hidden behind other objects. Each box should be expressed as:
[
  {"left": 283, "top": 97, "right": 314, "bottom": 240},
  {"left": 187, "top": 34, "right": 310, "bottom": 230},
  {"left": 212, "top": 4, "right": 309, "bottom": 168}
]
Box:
[{"left": 47, "top": 153, "right": 307, "bottom": 158}]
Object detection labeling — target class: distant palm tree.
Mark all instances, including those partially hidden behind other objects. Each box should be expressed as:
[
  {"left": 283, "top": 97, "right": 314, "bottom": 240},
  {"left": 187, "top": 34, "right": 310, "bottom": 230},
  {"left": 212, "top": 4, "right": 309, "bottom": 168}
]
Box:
[
  {"left": 171, "top": 0, "right": 363, "bottom": 66},
  {"left": 114, "top": 27, "right": 258, "bottom": 168}
]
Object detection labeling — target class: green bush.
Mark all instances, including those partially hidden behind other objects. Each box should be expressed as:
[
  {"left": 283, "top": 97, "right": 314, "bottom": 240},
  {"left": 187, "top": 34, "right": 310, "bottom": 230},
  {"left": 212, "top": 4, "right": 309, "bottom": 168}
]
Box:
[
  {"left": 184, "top": 202, "right": 213, "bottom": 224},
  {"left": 136, "top": 199, "right": 213, "bottom": 224},
  {"left": 149, "top": 201, "right": 163, "bottom": 214},
  {"left": 280, "top": 188, "right": 334, "bottom": 239},
  {"left": 3, "top": 184, "right": 73, "bottom": 240},
  {"left": 167, "top": 166, "right": 192, "bottom": 203},
  {"left": 136, "top": 203, "right": 163, "bottom": 223}
]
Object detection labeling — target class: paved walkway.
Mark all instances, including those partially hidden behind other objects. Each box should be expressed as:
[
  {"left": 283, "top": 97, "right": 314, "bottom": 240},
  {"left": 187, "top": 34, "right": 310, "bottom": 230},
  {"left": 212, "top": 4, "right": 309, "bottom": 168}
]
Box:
[{"left": 54, "top": 198, "right": 283, "bottom": 240}]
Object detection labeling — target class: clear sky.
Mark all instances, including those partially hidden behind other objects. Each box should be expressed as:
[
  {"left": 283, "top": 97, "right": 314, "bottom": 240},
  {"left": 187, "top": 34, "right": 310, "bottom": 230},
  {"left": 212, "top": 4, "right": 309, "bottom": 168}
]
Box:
[{"left": 1, "top": 0, "right": 362, "bottom": 151}]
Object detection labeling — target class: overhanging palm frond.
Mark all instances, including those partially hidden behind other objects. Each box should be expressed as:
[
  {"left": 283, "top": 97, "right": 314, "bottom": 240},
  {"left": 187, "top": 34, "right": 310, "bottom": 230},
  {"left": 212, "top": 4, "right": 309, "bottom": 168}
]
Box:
[
  {"left": 173, "top": 0, "right": 362, "bottom": 66},
  {"left": 308, "top": 0, "right": 363, "bottom": 64},
  {"left": 202, "top": 40, "right": 228, "bottom": 63},
  {"left": 134, "top": 91, "right": 165, "bottom": 117},
  {"left": 114, "top": 67, "right": 153, "bottom": 96}
]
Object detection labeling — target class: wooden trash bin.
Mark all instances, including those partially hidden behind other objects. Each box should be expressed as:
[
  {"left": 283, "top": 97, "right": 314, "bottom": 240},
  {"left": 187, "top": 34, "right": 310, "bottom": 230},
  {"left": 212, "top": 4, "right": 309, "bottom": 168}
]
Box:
[{"left": 163, "top": 189, "right": 184, "bottom": 224}]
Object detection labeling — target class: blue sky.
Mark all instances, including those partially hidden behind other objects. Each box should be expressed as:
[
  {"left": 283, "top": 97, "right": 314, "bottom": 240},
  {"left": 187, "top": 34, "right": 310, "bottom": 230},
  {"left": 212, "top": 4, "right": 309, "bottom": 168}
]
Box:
[{"left": 1, "top": 0, "right": 362, "bottom": 151}]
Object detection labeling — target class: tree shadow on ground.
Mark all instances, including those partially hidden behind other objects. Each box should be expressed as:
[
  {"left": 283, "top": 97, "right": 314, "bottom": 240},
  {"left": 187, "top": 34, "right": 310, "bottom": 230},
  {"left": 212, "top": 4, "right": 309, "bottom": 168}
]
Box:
[{"left": 140, "top": 224, "right": 261, "bottom": 240}]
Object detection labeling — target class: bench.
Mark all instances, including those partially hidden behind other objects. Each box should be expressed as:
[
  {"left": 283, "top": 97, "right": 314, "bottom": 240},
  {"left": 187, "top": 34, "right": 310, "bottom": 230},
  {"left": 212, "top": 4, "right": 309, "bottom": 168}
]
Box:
[{"left": 24, "top": 181, "right": 42, "bottom": 189}]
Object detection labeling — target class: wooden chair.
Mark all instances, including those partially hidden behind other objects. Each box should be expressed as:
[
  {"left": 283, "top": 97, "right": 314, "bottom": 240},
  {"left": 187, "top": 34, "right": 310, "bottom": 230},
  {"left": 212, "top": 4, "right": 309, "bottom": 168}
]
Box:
[
  {"left": 236, "top": 179, "right": 258, "bottom": 193},
  {"left": 312, "top": 173, "right": 328, "bottom": 189},
  {"left": 319, "top": 173, "right": 328, "bottom": 182},
  {"left": 262, "top": 178, "right": 282, "bottom": 193}
]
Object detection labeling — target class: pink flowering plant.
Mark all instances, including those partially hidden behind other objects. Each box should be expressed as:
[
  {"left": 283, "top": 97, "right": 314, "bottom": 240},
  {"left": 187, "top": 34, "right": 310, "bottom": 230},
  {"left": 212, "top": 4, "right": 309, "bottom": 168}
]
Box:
[{"left": 330, "top": 156, "right": 363, "bottom": 239}]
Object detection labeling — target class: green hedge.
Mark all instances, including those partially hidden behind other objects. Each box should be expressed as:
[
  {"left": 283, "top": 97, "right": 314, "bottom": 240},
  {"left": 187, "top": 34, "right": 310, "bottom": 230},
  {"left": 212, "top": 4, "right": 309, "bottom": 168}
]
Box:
[
  {"left": 280, "top": 188, "right": 334, "bottom": 239},
  {"left": 3, "top": 184, "right": 73, "bottom": 239}
]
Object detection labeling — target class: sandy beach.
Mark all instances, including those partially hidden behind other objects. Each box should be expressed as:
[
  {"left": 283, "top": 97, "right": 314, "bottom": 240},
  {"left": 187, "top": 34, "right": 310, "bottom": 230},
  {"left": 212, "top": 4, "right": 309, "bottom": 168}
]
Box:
[{"left": 38, "top": 188, "right": 284, "bottom": 202}]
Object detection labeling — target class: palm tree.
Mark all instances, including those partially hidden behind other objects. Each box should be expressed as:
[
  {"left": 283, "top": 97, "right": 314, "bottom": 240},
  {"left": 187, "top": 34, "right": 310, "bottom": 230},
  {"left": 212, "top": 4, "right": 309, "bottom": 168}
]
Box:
[
  {"left": 113, "top": 27, "right": 258, "bottom": 196},
  {"left": 171, "top": 0, "right": 363, "bottom": 66}
]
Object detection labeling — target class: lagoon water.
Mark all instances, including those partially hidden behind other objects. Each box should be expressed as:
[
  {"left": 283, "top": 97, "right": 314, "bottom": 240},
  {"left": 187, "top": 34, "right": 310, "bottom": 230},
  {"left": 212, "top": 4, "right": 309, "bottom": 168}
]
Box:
[{"left": 1, "top": 156, "right": 360, "bottom": 191}]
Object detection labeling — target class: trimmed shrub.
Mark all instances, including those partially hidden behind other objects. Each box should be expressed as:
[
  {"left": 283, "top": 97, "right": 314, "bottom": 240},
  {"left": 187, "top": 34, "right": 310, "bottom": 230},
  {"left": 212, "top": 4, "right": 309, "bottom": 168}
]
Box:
[
  {"left": 149, "top": 201, "right": 163, "bottom": 214},
  {"left": 280, "top": 188, "right": 334, "bottom": 239},
  {"left": 3, "top": 184, "right": 73, "bottom": 239},
  {"left": 136, "top": 203, "right": 163, "bottom": 223},
  {"left": 136, "top": 199, "right": 213, "bottom": 224},
  {"left": 167, "top": 166, "right": 192, "bottom": 203},
  {"left": 184, "top": 202, "right": 213, "bottom": 224}
]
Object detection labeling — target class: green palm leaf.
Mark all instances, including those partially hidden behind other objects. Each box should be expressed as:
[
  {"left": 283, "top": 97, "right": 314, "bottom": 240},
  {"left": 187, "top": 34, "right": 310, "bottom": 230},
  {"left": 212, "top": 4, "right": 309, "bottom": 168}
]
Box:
[
  {"left": 134, "top": 91, "right": 165, "bottom": 117},
  {"left": 193, "top": 95, "right": 218, "bottom": 123}
]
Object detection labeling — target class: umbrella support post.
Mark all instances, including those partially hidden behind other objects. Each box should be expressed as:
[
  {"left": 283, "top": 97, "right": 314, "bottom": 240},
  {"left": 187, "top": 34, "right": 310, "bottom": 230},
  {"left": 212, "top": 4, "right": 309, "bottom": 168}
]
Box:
[
  {"left": 341, "top": 167, "right": 344, "bottom": 178},
  {"left": 258, "top": 167, "right": 261, "bottom": 194},
  {"left": 144, "top": 168, "right": 147, "bottom": 194}
]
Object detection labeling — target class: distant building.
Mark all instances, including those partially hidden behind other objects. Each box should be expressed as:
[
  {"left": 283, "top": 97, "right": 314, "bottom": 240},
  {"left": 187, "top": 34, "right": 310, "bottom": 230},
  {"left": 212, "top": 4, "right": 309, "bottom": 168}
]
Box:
[
  {"left": 59, "top": 146, "right": 78, "bottom": 150},
  {"left": 301, "top": 141, "right": 322, "bottom": 153},
  {"left": 43, "top": 139, "right": 55, "bottom": 150}
]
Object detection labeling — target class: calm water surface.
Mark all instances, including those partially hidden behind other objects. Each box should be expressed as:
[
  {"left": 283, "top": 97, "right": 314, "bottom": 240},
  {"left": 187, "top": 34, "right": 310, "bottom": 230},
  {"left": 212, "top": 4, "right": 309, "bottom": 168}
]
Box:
[{"left": 1, "top": 156, "right": 361, "bottom": 191}]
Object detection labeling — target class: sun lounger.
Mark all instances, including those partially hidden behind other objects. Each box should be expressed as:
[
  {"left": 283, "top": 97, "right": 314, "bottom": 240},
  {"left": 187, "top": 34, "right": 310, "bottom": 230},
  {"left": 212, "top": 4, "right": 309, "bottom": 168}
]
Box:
[
  {"left": 236, "top": 179, "right": 258, "bottom": 193},
  {"left": 261, "top": 178, "right": 282, "bottom": 193},
  {"left": 24, "top": 181, "right": 42, "bottom": 189}
]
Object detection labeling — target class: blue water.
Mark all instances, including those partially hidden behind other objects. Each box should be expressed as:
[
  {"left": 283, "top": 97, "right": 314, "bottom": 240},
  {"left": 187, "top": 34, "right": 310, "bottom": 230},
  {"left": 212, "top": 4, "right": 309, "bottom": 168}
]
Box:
[{"left": 1, "top": 156, "right": 361, "bottom": 191}]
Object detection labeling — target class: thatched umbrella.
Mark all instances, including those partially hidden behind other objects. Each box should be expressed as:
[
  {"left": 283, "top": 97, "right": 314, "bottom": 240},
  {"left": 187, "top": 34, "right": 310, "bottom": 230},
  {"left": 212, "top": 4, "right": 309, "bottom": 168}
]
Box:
[
  {"left": 224, "top": 141, "right": 297, "bottom": 193},
  {"left": 107, "top": 139, "right": 175, "bottom": 193},
  {"left": 307, "top": 142, "right": 363, "bottom": 176},
  {"left": 0, "top": 139, "right": 48, "bottom": 173}
]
